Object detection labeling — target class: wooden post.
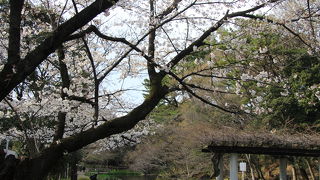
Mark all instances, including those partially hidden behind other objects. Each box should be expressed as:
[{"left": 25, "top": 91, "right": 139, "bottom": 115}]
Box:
[
  {"left": 318, "top": 158, "right": 320, "bottom": 180},
  {"left": 217, "top": 155, "right": 224, "bottom": 180},
  {"left": 230, "top": 153, "right": 238, "bottom": 180},
  {"left": 5, "top": 137, "right": 9, "bottom": 151},
  {"left": 280, "top": 157, "right": 287, "bottom": 180}
]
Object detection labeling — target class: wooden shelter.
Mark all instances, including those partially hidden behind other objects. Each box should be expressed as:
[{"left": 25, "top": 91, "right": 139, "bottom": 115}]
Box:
[{"left": 202, "top": 128, "right": 320, "bottom": 180}]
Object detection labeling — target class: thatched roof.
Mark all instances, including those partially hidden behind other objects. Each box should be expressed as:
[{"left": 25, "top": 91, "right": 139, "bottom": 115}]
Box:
[{"left": 202, "top": 128, "right": 320, "bottom": 157}]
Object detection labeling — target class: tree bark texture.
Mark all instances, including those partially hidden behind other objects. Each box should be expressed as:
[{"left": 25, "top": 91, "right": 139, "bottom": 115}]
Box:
[
  {"left": 8, "top": 0, "right": 24, "bottom": 65},
  {"left": 70, "top": 161, "right": 77, "bottom": 180},
  {"left": 53, "top": 47, "right": 69, "bottom": 142},
  {"left": 0, "top": 155, "right": 20, "bottom": 180}
]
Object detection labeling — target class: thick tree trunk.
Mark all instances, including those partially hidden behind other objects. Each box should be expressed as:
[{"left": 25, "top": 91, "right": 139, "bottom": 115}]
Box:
[
  {"left": 0, "top": 155, "right": 19, "bottom": 180},
  {"left": 70, "top": 161, "right": 77, "bottom": 180},
  {"left": 13, "top": 149, "right": 63, "bottom": 180}
]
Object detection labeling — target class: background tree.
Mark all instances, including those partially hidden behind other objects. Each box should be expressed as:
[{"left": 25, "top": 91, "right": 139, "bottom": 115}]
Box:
[{"left": 209, "top": 18, "right": 320, "bottom": 131}]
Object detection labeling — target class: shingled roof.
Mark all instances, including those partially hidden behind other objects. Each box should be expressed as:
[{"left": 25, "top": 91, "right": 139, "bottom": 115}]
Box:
[{"left": 202, "top": 128, "right": 320, "bottom": 157}]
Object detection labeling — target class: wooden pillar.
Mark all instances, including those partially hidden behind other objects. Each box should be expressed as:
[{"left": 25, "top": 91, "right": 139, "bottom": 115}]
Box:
[
  {"left": 230, "top": 153, "right": 238, "bottom": 180},
  {"left": 318, "top": 158, "right": 320, "bottom": 180},
  {"left": 280, "top": 157, "right": 287, "bottom": 180},
  {"left": 5, "top": 137, "right": 9, "bottom": 151},
  {"left": 217, "top": 155, "right": 224, "bottom": 180}
]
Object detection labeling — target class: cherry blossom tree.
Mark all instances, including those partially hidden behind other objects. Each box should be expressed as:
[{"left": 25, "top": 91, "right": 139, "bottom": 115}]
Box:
[
  {"left": 167, "top": 0, "right": 320, "bottom": 130},
  {"left": 0, "top": 0, "right": 283, "bottom": 179}
]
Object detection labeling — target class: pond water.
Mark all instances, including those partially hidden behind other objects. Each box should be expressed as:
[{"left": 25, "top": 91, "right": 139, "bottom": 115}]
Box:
[{"left": 105, "top": 175, "right": 158, "bottom": 180}]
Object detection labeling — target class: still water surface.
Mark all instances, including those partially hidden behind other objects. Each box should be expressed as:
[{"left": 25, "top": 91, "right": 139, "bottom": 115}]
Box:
[{"left": 105, "top": 175, "right": 158, "bottom": 180}]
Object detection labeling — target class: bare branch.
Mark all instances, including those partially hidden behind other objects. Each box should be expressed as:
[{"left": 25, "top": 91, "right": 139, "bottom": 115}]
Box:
[
  {"left": 181, "top": 72, "right": 283, "bottom": 89},
  {"left": 167, "top": 11, "right": 229, "bottom": 69},
  {"left": 65, "top": 25, "right": 96, "bottom": 41},
  {"left": 240, "top": 14, "right": 314, "bottom": 51},
  {"left": 168, "top": 71, "right": 239, "bottom": 113},
  {"left": 65, "top": 0, "right": 101, "bottom": 125},
  {"left": 156, "top": 0, "right": 182, "bottom": 20},
  {"left": 184, "top": 82, "right": 236, "bottom": 95},
  {"left": 67, "top": 95, "right": 95, "bottom": 106},
  {"left": 161, "top": 27, "right": 179, "bottom": 53}
]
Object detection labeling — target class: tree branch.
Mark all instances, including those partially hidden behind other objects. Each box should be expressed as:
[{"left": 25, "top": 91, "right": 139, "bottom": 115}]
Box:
[
  {"left": 168, "top": 71, "right": 238, "bottom": 113},
  {"left": 183, "top": 82, "right": 236, "bottom": 95},
  {"left": 97, "top": 0, "right": 198, "bottom": 84},
  {"left": 156, "top": 0, "right": 182, "bottom": 20},
  {"left": 167, "top": 0, "right": 280, "bottom": 70},
  {"left": 7, "top": 0, "right": 24, "bottom": 65},
  {"left": 240, "top": 14, "right": 313, "bottom": 51},
  {"left": 161, "top": 27, "right": 179, "bottom": 53},
  {"left": 147, "top": 0, "right": 158, "bottom": 84},
  {"left": 35, "top": 78, "right": 169, "bottom": 162},
  {"left": 53, "top": 46, "right": 69, "bottom": 141},
  {"left": 0, "top": 0, "right": 118, "bottom": 101},
  {"left": 71, "top": 0, "right": 100, "bottom": 125}
]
